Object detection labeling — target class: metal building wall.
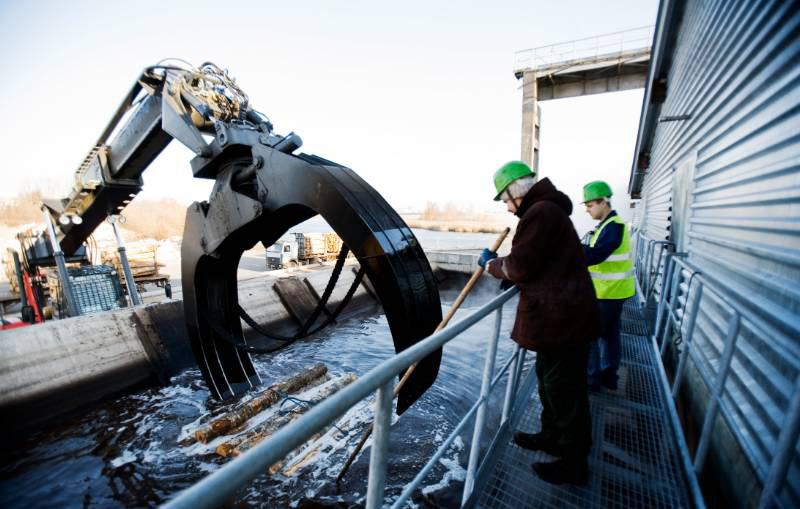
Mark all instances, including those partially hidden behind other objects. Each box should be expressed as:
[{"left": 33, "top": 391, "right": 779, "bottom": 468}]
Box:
[{"left": 636, "top": 0, "right": 800, "bottom": 506}]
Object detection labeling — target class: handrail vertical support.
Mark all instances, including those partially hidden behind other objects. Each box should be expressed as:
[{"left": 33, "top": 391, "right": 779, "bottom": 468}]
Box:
[
  {"left": 693, "top": 313, "right": 740, "bottom": 473},
  {"left": 644, "top": 239, "right": 656, "bottom": 297},
  {"left": 758, "top": 374, "right": 800, "bottom": 509},
  {"left": 365, "top": 379, "right": 394, "bottom": 509},
  {"left": 514, "top": 349, "right": 527, "bottom": 396},
  {"left": 659, "top": 252, "right": 687, "bottom": 356},
  {"left": 672, "top": 283, "right": 704, "bottom": 399},
  {"left": 502, "top": 346, "right": 522, "bottom": 423},
  {"left": 656, "top": 254, "right": 678, "bottom": 355},
  {"left": 463, "top": 306, "right": 503, "bottom": 504},
  {"left": 653, "top": 254, "right": 674, "bottom": 350}
]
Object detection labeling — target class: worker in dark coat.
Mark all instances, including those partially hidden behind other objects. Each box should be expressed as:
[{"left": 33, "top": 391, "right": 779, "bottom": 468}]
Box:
[{"left": 479, "top": 161, "right": 599, "bottom": 485}]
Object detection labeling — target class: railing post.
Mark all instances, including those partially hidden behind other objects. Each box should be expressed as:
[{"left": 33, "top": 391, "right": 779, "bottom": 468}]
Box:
[
  {"left": 463, "top": 307, "right": 503, "bottom": 504},
  {"left": 758, "top": 374, "right": 800, "bottom": 509},
  {"left": 633, "top": 233, "right": 649, "bottom": 308},
  {"left": 653, "top": 254, "right": 673, "bottom": 350},
  {"left": 365, "top": 379, "right": 394, "bottom": 509},
  {"left": 514, "top": 349, "right": 527, "bottom": 396},
  {"left": 642, "top": 240, "right": 655, "bottom": 295},
  {"left": 661, "top": 259, "right": 687, "bottom": 355},
  {"left": 647, "top": 243, "right": 670, "bottom": 302},
  {"left": 672, "top": 282, "right": 704, "bottom": 399},
  {"left": 635, "top": 235, "right": 647, "bottom": 297},
  {"left": 502, "top": 346, "right": 522, "bottom": 423},
  {"left": 693, "top": 312, "right": 740, "bottom": 474},
  {"left": 653, "top": 256, "right": 681, "bottom": 359},
  {"left": 637, "top": 234, "right": 647, "bottom": 282}
]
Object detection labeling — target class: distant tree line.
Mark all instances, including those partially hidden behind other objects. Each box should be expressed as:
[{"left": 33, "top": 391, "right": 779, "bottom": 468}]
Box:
[
  {"left": 420, "top": 201, "right": 496, "bottom": 223},
  {"left": 0, "top": 191, "right": 43, "bottom": 226},
  {"left": 0, "top": 192, "right": 186, "bottom": 240}
]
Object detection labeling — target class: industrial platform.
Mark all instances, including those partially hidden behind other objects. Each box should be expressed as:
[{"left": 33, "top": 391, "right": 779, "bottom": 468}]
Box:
[{"left": 470, "top": 298, "right": 695, "bottom": 508}]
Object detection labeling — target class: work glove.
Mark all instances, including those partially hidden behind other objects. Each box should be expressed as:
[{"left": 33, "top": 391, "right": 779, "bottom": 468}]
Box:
[{"left": 478, "top": 248, "right": 498, "bottom": 268}]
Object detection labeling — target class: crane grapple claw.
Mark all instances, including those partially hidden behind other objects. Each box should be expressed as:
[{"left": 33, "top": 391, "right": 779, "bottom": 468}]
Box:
[{"left": 181, "top": 127, "right": 442, "bottom": 414}]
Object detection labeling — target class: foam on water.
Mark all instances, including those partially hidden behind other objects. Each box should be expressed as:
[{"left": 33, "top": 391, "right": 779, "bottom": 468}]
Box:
[{"left": 0, "top": 294, "right": 518, "bottom": 508}]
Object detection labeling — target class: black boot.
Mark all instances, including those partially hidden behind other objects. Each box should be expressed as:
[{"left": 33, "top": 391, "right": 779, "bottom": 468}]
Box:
[
  {"left": 600, "top": 369, "right": 618, "bottom": 390},
  {"left": 532, "top": 457, "right": 589, "bottom": 485},
  {"left": 512, "top": 432, "right": 562, "bottom": 456}
]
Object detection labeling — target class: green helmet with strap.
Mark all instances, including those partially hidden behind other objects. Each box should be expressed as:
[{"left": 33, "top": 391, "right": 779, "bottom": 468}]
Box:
[
  {"left": 582, "top": 180, "right": 613, "bottom": 203},
  {"left": 493, "top": 161, "right": 535, "bottom": 201}
]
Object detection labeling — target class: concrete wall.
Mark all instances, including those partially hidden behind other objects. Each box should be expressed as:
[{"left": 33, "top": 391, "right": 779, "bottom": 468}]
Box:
[
  {"left": 0, "top": 265, "right": 378, "bottom": 432},
  {"left": 0, "top": 254, "right": 495, "bottom": 433}
]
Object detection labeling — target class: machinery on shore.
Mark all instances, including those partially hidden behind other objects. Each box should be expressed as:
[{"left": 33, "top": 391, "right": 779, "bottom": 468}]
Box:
[
  {"left": 266, "top": 232, "right": 345, "bottom": 270},
  {"left": 36, "top": 60, "right": 442, "bottom": 412},
  {"left": 3, "top": 214, "right": 171, "bottom": 324},
  {"left": 3, "top": 227, "right": 125, "bottom": 324}
]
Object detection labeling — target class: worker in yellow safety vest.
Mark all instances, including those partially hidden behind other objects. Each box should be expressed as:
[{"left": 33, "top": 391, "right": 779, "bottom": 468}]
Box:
[{"left": 582, "top": 181, "right": 635, "bottom": 390}]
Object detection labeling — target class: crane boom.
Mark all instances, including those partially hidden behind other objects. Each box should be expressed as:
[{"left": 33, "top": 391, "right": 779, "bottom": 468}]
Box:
[
  {"left": 40, "top": 60, "right": 444, "bottom": 413},
  {"left": 46, "top": 63, "right": 269, "bottom": 255}
]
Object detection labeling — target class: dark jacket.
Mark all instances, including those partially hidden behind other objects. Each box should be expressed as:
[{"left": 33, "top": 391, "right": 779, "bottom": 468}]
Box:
[
  {"left": 583, "top": 210, "right": 624, "bottom": 265},
  {"left": 487, "top": 178, "right": 600, "bottom": 352}
]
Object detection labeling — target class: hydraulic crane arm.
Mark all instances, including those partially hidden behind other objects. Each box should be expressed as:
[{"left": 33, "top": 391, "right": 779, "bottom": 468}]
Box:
[
  {"left": 47, "top": 62, "right": 272, "bottom": 255},
  {"left": 44, "top": 61, "right": 442, "bottom": 413}
]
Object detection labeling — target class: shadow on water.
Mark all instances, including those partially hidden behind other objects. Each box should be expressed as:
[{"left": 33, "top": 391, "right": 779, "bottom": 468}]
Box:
[{"left": 0, "top": 275, "right": 520, "bottom": 508}]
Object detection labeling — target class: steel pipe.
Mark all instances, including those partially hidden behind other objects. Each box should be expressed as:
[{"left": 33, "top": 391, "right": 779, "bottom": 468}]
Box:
[
  {"left": 671, "top": 282, "right": 704, "bottom": 399},
  {"left": 366, "top": 380, "right": 394, "bottom": 509},
  {"left": 693, "top": 312, "right": 740, "bottom": 473},
  {"left": 463, "top": 307, "right": 503, "bottom": 503}
]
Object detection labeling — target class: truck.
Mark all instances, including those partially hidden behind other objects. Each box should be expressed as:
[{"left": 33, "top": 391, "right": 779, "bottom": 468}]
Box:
[
  {"left": 266, "top": 232, "right": 344, "bottom": 270},
  {"left": 266, "top": 235, "right": 299, "bottom": 269}
]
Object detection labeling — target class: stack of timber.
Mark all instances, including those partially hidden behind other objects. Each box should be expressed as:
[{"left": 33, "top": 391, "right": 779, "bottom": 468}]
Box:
[
  {"left": 183, "top": 363, "right": 363, "bottom": 476},
  {"left": 324, "top": 233, "right": 343, "bottom": 256},
  {"left": 295, "top": 233, "right": 326, "bottom": 259},
  {"left": 2, "top": 252, "right": 19, "bottom": 295},
  {"left": 101, "top": 239, "right": 168, "bottom": 286}
]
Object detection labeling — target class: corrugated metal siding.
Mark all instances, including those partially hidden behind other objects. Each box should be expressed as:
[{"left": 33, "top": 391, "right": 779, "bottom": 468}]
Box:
[{"left": 637, "top": 0, "right": 800, "bottom": 506}]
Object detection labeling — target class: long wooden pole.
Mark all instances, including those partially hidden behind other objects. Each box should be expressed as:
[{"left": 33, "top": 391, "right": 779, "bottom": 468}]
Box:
[{"left": 336, "top": 227, "right": 510, "bottom": 483}]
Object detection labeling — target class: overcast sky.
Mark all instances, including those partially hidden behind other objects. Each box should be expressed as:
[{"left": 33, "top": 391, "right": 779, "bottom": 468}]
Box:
[{"left": 0, "top": 0, "right": 657, "bottom": 235}]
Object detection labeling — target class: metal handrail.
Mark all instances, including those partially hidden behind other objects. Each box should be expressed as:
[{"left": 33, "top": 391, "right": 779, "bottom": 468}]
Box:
[
  {"left": 163, "top": 286, "right": 520, "bottom": 509},
  {"left": 646, "top": 239, "right": 800, "bottom": 508},
  {"left": 514, "top": 25, "right": 654, "bottom": 71},
  {"left": 631, "top": 230, "right": 673, "bottom": 305}
]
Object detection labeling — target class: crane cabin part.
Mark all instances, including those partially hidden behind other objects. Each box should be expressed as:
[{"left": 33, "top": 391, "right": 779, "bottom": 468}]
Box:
[{"left": 44, "top": 61, "right": 442, "bottom": 414}]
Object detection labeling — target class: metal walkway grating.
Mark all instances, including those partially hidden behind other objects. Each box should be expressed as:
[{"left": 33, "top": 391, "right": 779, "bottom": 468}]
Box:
[{"left": 473, "top": 301, "right": 692, "bottom": 509}]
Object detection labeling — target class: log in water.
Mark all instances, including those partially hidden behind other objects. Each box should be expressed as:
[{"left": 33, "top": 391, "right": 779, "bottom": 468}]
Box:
[
  {"left": 192, "top": 363, "right": 328, "bottom": 444},
  {"left": 216, "top": 373, "right": 357, "bottom": 458}
]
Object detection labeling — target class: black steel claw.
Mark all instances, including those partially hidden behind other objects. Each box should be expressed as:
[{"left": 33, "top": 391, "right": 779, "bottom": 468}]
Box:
[{"left": 181, "top": 127, "right": 442, "bottom": 414}]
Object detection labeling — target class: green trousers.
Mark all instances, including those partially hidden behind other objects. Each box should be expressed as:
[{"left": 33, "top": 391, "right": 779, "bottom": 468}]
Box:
[{"left": 535, "top": 342, "right": 592, "bottom": 459}]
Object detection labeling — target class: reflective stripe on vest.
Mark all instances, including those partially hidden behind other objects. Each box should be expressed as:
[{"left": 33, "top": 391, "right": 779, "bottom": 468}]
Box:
[{"left": 588, "top": 214, "right": 635, "bottom": 299}]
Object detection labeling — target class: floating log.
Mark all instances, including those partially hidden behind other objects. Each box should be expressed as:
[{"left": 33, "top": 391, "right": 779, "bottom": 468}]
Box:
[
  {"left": 216, "top": 373, "right": 357, "bottom": 458},
  {"left": 193, "top": 363, "right": 328, "bottom": 444},
  {"left": 269, "top": 435, "right": 322, "bottom": 475},
  {"left": 275, "top": 406, "right": 363, "bottom": 476}
]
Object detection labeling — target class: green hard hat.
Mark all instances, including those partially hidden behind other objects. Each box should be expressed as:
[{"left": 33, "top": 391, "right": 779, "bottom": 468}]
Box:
[
  {"left": 493, "top": 161, "right": 534, "bottom": 201},
  {"left": 583, "top": 180, "right": 613, "bottom": 203}
]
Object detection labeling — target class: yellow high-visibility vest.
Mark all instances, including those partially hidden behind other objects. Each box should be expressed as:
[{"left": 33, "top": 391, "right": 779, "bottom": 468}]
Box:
[{"left": 588, "top": 215, "right": 635, "bottom": 299}]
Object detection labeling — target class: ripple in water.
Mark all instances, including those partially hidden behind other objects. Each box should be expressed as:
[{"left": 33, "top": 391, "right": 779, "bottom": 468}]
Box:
[{"left": 0, "top": 296, "right": 518, "bottom": 508}]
